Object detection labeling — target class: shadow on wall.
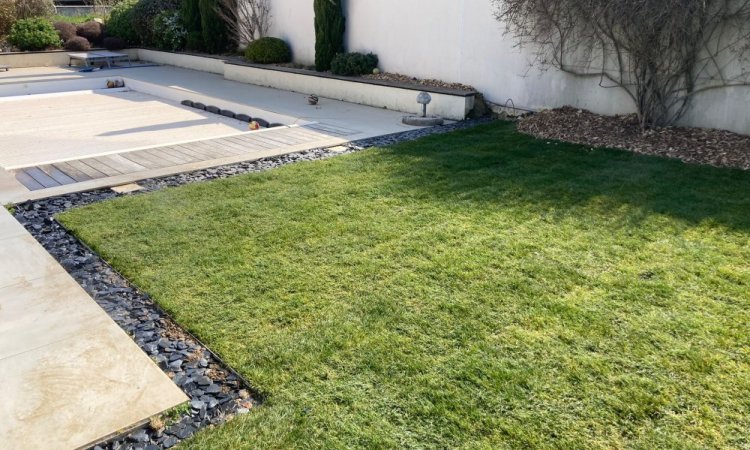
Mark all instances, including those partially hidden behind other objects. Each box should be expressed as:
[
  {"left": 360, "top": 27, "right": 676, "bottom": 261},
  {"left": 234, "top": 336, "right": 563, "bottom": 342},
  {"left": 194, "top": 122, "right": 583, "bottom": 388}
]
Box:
[{"left": 378, "top": 121, "right": 750, "bottom": 232}]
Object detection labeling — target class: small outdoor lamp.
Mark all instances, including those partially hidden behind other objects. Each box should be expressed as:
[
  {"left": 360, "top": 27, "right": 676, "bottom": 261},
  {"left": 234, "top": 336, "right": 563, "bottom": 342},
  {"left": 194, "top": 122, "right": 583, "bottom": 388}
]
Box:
[{"left": 416, "top": 92, "right": 432, "bottom": 117}]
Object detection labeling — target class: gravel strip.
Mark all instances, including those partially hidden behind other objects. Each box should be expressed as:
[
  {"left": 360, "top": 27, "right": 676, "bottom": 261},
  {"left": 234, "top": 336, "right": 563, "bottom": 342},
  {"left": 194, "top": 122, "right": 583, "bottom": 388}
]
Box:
[
  {"left": 12, "top": 118, "right": 492, "bottom": 450},
  {"left": 362, "top": 72, "right": 477, "bottom": 92},
  {"left": 518, "top": 107, "right": 750, "bottom": 170}
]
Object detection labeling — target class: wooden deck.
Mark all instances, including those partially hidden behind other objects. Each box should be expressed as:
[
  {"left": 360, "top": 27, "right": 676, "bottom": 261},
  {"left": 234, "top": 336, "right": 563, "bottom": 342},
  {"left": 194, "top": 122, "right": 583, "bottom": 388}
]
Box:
[{"left": 13, "top": 125, "right": 350, "bottom": 192}]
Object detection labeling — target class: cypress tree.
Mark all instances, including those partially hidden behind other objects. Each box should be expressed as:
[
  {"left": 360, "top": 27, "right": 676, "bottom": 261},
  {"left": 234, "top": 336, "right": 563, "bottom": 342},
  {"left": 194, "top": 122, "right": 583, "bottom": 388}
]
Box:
[
  {"left": 314, "top": 0, "right": 345, "bottom": 71},
  {"left": 199, "top": 0, "right": 230, "bottom": 54},
  {"left": 181, "top": 0, "right": 203, "bottom": 51}
]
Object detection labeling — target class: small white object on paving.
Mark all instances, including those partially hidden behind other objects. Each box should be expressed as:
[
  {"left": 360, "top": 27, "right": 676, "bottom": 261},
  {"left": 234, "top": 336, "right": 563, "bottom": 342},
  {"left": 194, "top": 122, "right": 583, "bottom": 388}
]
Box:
[
  {"left": 111, "top": 182, "right": 144, "bottom": 194},
  {"left": 0, "top": 208, "right": 187, "bottom": 449}
]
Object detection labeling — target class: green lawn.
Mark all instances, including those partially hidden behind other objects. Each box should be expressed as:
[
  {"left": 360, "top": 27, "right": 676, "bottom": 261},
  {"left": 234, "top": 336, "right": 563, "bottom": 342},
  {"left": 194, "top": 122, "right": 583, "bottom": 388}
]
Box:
[{"left": 58, "top": 122, "right": 750, "bottom": 449}]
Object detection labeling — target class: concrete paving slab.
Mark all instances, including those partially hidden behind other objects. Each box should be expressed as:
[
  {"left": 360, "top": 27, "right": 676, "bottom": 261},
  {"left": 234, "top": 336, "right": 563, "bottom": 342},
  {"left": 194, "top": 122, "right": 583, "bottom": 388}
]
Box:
[{"left": 0, "top": 208, "right": 187, "bottom": 449}]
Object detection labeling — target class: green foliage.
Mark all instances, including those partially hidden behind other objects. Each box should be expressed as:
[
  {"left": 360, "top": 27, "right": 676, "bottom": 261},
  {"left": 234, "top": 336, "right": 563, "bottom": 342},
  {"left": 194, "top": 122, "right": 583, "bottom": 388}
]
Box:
[
  {"left": 131, "top": 0, "right": 180, "bottom": 47},
  {"left": 330, "top": 52, "right": 378, "bottom": 76},
  {"left": 8, "top": 17, "right": 59, "bottom": 50},
  {"left": 102, "top": 36, "right": 126, "bottom": 50},
  {"left": 105, "top": 0, "right": 139, "bottom": 45},
  {"left": 53, "top": 20, "right": 76, "bottom": 41},
  {"left": 0, "top": 0, "right": 15, "bottom": 37},
  {"left": 59, "top": 122, "right": 750, "bottom": 449},
  {"left": 180, "top": 0, "right": 201, "bottom": 37},
  {"left": 185, "top": 30, "right": 203, "bottom": 52},
  {"left": 244, "top": 36, "right": 291, "bottom": 64},
  {"left": 63, "top": 35, "right": 90, "bottom": 51},
  {"left": 152, "top": 10, "right": 186, "bottom": 51},
  {"left": 198, "top": 0, "right": 229, "bottom": 53},
  {"left": 313, "top": 0, "right": 345, "bottom": 71},
  {"left": 14, "top": 0, "right": 53, "bottom": 20}
]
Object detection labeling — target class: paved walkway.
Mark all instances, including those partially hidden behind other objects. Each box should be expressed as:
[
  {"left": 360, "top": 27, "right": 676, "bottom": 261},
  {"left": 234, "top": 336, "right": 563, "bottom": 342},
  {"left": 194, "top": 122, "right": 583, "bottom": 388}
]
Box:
[{"left": 0, "top": 208, "right": 187, "bottom": 449}]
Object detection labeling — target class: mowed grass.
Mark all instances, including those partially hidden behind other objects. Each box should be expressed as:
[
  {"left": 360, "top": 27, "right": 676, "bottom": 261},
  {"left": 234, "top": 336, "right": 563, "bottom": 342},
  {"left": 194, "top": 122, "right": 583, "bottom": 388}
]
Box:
[{"left": 58, "top": 122, "right": 750, "bottom": 449}]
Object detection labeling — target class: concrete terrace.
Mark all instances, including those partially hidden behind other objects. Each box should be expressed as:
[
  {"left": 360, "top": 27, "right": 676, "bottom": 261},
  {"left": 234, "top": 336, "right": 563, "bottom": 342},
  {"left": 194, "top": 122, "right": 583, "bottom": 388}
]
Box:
[{"left": 0, "top": 64, "right": 428, "bottom": 448}]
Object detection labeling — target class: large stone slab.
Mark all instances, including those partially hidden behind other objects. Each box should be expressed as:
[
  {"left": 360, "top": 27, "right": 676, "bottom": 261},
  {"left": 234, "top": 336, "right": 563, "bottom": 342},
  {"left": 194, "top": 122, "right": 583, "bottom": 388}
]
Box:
[{"left": 0, "top": 209, "right": 187, "bottom": 449}]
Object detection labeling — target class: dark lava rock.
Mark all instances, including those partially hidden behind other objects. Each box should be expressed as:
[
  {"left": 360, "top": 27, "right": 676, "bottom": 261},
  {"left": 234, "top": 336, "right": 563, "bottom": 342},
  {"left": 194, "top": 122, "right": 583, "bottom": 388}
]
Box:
[
  {"left": 206, "top": 105, "right": 220, "bottom": 114},
  {"left": 220, "top": 109, "right": 235, "bottom": 118},
  {"left": 235, "top": 113, "right": 252, "bottom": 122},
  {"left": 269, "top": 123, "right": 285, "bottom": 128},
  {"left": 180, "top": 100, "right": 193, "bottom": 107},
  {"left": 254, "top": 118, "right": 269, "bottom": 128}
]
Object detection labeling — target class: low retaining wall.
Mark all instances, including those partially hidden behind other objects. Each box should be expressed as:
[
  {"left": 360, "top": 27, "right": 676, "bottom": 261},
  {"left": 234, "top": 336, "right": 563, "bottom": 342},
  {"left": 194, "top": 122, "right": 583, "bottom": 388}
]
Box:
[
  {"left": 136, "top": 49, "right": 226, "bottom": 75},
  {"left": 224, "top": 62, "right": 475, "bottom": 120},
  {"left": 0, "top": 49, "right": 138, "bottom": 69}
]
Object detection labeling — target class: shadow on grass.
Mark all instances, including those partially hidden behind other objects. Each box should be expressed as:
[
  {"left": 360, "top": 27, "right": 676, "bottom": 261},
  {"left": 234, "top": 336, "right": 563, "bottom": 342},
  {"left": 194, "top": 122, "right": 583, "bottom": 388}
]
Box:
[{"left": 380, "top": 121, "right": 750, "bottom": 232}]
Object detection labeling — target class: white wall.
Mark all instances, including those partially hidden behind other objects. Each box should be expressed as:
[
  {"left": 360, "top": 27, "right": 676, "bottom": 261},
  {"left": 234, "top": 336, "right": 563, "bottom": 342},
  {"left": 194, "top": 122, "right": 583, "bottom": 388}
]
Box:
[{"left": 266, "top": 0, "right": 750, "bottom": 134}]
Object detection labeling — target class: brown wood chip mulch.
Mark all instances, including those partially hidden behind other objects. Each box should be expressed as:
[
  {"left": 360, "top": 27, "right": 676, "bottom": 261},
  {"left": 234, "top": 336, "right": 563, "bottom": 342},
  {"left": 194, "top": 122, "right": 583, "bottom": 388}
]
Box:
[{"left": 517, "top": 107, "right": 750, "bottom": 170}]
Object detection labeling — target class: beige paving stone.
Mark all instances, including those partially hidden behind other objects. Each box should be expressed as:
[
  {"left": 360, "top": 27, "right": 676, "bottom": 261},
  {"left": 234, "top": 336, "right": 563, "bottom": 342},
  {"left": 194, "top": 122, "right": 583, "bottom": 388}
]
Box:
[
  {"left": 0, "top": 209, "right": 188, "bottom": 449},
  {"left": 0, "top": 319, "right": 187, "bottom": 450}
]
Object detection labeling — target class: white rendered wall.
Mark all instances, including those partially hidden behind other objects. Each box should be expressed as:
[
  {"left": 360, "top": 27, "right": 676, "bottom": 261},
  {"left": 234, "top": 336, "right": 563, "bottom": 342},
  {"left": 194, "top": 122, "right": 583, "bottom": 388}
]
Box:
[{"left": 266, "top": 0, "right": 750, "bottom": 134}]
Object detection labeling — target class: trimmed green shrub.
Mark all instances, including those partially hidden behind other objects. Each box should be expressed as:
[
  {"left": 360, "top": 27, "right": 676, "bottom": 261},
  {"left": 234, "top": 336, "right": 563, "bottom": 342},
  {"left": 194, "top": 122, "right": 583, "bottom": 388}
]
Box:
[
  {"left": 0, "top": 0, "right": 16, "bottom": 37},
  {"left": 198, "top": 0, "right": 229, "bottom": 53},
  {"left": 152, "top": 10, "right": 186, "bottom": 51},
  {"left": 330, "top": 52, "right": 378, "bottom": 76},
  {"left": 8, "top": 17, "right": 60, "bottom": 50},
  {"left": 132, "top": 0, "right": 180, "bottom": 46},
  {"left": 53, "top": 20, "right": 76, "bottom": 41},
  {"left": 102, "top": 36, "right": 126, "bottom": 50},
  {"left": 106, "top": 0, "right": 139, "bottom": 45},
  {"left": 75, "top": 20, "right": 102, "bottom": 44},
  {"left": 313, "top": 0, "right": 345, "bottom": 71},
  {"left": 14, "top": 0, "right": 53, "bottom": 20},
  {"left": 64, "top": 35, "right": 90, "bottom": 51},
  {"left": 244, "top": 37, "right": 291, "bottom": 64}
]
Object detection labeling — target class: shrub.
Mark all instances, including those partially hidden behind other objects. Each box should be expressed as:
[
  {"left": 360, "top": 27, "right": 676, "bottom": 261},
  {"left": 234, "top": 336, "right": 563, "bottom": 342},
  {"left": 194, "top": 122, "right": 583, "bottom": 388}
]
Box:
[
  {"left": 152, "top": 10, "right": 186, "bottom": 51},
  {"left": 0, "top": 0, "right": 16, "bottom": 37},
  {"left": 185, "top": 30, "right": 202, "bottom": 51},
  {"left": 244, "top": 37, "right": 291, "bottom": 64},
  {"left": 102, "top": 36, "right": 125, "bottom": 50},
  {"left": 132, "top": 0, "right": 180, "bottom": 46},
  {"left": 330, "top": 52, "right": 378, "bottom": 76},
  {"left": 75, "top": 20, "right": 102, "bottom": 44},
  {"left": 180, "top": 0, "right": 201, "bottom": 49},
  {"left": 64, "top": 35, "right": 90, "bottom": 51},
  {"left": 14, "top": 0, "right": 54, "bottom": 19},
  {"left": 8, "top": 17, "right": 60, "bottom": 50},
  {"left": 106, "top": 0, "right": 139, "bottom": 45},
  {"left": 199, "top": 0, "right": 229, "bottom": 53},
  {"left": 313, "top": 0, "right": 345, "bottom": 71},
  {"left": 53, "top": 20, "right": 75, "bottom": 41}
]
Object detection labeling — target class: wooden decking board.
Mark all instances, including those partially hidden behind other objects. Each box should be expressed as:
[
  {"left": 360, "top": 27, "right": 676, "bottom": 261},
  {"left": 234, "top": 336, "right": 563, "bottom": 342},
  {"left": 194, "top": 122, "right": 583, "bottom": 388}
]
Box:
[
  {"left": 99, "top": 154, "right": 147, "bottom": 173},
  {"left": 186, "top": 140, "right": 237, "bottom": 158},
  {"left": 171, "top": 144, "right": 217, "bottom": 160},
  {"left": 154, "top": 147, "right": 197, "bottom": 164},
  {"left": 252, "top": 131, "right": 307, "bottom": 146},
  {"left": 65, "top": 160, "right": 109, "bottom": 180},
  {"left": 248, "top": 133, "right": 298, "bottom": 147},
  {"left": 120, "top": 150, "right": 170, "bottom": 169},
  {"left": 303, "top": 123, "right": 360, "bottom": 136},
  {"left": 15, "top": 170, "right": 45, "bottom": 190},
  {"left": 232, "top": 135, "right": 276, "bottom": 149},
  {"left": 53, "top": 161, "right": 93, "bottom": 182},
  {"left": 24, "top": 167, "right": 61, "bottom": 188},
  {"left": 160, "top": 146, "right": 206, "bottom": 162},
  {"left": 38, "top": 164, "right": 77, "bottom": 185},
  {"left": 212, "top": 138, "right": 253, "bottom": 155},
  {"left": 85, "top": 158, "right": 123, "bottom": 177},
  {"left": 284, "top": 128, "right": 326, "bottom": 141},
  {"left": 142, "top": 149, "right": 186, "bottom": 166},
  {"left": 224, "top": 136, "right": 270, "bottom": 152}
]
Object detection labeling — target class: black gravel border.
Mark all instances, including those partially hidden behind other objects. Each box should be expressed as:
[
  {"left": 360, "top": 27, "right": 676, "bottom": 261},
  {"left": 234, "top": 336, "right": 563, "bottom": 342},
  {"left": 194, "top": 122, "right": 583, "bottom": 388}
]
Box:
[{"left": 11, "top": 118, "right": 492, "bottom": 450}]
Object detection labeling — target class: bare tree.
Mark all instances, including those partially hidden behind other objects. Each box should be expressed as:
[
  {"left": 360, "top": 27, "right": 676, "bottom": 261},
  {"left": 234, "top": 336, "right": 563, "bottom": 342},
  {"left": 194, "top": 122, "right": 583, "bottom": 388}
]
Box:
[
  {"left": 492, "top": 0, "right": 750, "bottom": 129},
  {"left": 216, "top": 0, "right": 271, "bottom": 47}
]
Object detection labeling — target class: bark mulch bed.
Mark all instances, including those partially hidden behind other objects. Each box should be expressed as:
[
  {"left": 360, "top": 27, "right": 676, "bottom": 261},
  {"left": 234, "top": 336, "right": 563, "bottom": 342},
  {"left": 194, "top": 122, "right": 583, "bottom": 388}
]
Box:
[{"left": 518, "top": 107, "right": 750, "bottom": 170}]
